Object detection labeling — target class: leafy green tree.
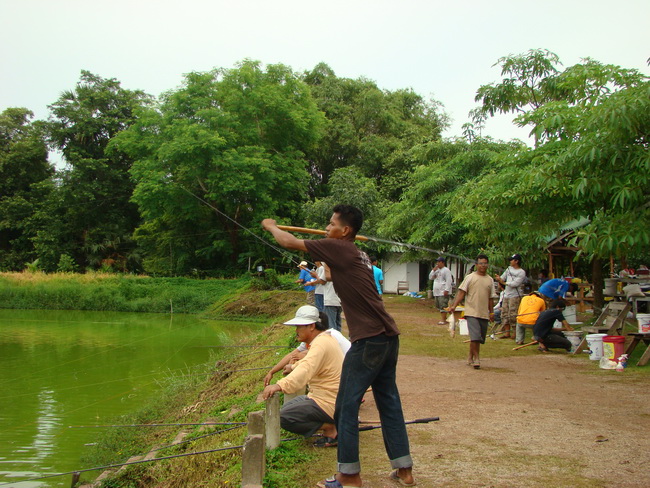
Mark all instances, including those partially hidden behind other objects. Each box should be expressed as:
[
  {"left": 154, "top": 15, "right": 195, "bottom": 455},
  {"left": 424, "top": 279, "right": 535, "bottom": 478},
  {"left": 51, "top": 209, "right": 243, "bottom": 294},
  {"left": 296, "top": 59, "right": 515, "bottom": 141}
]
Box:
[
  {"left": 0, "top": 108, "right": 53, "bottom": 270},
  {"left": 39, "top": 71, "right": 152, "bottom": 271},
  {"left": 303, "top": 166, "right": 388, "bottom": 236},
  {"left": 114, "top": 60, "right": 326, "bottom": 275},
  {"left": 302, "top": 63, "right": 448, "bottom": 200},
  {"left": 379, "top": 139, "right": 521, "bottom": 261},
  {"left": 456, "top": 50, "right": 649, "bottom": 307}
]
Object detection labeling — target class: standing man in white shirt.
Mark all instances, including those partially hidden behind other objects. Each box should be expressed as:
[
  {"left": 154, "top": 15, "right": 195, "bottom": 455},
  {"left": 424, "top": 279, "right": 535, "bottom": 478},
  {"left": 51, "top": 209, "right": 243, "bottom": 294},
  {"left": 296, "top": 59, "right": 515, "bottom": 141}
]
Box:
[
  {"left": 429, "top": 257, "right": 454, "bottom": 325},
  {"left": 494, "top": 254, "right": 526, "bottom": 339}
]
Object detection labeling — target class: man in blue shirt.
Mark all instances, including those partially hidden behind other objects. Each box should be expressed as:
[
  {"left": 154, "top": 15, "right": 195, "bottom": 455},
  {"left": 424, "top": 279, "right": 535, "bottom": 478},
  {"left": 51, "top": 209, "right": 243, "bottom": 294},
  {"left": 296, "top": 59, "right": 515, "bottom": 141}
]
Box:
[
  {"left": 370, "top": 256, "right": 384, "bottom": 296},
  {"left": 297, "top": 261, "right": 316, "bottom": 305}
]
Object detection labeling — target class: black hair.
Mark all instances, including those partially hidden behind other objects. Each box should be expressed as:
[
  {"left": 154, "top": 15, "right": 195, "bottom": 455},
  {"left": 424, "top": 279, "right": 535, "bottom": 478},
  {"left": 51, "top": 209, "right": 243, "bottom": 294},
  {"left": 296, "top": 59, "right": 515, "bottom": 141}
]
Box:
[
  {"left": 332, "top": 204, "right": 363, "bottom": 235},
  {"left": 369, "top": 255, "right": 378, "bottom": 263},
  {"left": 476, "top": 253, "right": 489, "bottom": 262},
  {"left": 315, "top": 311, "right": 330, "bottom": 331},
  {"left": 550, "top": 298, "right": 566, "bottom": 310}
]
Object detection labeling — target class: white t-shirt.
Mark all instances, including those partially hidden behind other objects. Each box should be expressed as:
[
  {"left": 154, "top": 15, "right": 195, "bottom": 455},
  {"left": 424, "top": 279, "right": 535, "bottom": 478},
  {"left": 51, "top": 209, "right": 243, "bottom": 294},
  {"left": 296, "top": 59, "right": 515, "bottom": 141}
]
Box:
[{"left": 297, "top": 328, "right": 351, "bottom": 355}]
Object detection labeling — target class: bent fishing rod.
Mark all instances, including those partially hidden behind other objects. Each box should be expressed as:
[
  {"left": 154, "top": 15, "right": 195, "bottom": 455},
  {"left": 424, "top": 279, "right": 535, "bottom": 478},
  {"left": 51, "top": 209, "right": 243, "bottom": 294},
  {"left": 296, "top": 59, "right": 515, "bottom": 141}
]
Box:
[{"left": 180, "top": 186, "right": 493, "bottom": 270}]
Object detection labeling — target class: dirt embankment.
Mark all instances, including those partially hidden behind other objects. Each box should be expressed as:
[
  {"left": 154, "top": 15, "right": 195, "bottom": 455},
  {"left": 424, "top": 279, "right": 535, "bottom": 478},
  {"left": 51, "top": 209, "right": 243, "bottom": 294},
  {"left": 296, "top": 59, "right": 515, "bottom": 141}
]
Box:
[{"left": 325, "top": 297, "right": 650, "bottom": 488}]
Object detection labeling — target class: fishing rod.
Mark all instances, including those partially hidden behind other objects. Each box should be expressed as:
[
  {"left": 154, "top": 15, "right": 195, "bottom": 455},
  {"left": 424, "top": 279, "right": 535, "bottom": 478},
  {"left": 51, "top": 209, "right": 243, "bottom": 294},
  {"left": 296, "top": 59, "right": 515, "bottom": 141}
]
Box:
[
  {"left": 180, "top": 186, "right": 492, "bottom": 271},
  {"left": 276, "top": 225, "right": 478, "bottom": 266},
  {"left": 69, "top": 421, "right": 247, "bottom": 429},
  {"left": 357, "top": 416, "right": 439, "bottom": 432}
]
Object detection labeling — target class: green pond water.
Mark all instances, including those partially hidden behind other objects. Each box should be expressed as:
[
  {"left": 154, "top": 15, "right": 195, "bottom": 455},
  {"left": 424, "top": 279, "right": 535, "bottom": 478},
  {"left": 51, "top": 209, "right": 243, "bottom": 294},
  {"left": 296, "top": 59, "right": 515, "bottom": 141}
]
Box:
[{"left": 0, "top": 309, "right": 265, "bottom": 487}]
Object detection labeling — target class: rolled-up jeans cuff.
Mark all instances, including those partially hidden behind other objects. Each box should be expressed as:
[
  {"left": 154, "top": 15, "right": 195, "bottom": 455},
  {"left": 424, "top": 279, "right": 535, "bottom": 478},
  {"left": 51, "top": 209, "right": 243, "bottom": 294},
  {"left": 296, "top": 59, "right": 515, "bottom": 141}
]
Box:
[
  {"left": 390, "top": 454, "right": 413, "bottom": 470},
  {"left": 337, "top": 461, "right": 361, "bottom": 475}
]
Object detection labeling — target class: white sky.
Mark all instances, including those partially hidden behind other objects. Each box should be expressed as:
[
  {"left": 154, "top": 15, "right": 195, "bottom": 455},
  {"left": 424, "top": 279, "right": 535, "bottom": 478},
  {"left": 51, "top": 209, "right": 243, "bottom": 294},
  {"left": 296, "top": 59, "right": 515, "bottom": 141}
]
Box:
[{"left": 1, "top": 0, "right": 649, "bottom": 145}]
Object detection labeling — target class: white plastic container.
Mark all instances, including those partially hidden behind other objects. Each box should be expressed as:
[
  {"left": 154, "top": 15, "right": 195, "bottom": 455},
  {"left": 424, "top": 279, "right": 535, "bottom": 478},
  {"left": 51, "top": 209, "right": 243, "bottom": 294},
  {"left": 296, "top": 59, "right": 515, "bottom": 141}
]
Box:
[
  {"left": 637, "top": 313, "right": 650, "bottom": 333},
  {"left": 458, "top": 319, "right": 469, "bottom": 336},
  {"left": 564, "top": 330, "right": 583, "bottom": 353},
  {"left": 585, "top": 333, "right": 607, "bottom": 360}
]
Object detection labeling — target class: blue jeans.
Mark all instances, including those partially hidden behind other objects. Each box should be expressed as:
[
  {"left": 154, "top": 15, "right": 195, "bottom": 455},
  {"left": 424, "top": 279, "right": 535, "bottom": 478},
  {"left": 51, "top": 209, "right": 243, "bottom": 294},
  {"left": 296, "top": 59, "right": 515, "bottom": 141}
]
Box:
[
  {"left": 324, "top": 305, "right": 342, "bottom": 331},
  {"left": 335, "top": 333, "right": 412, "bottom": 474},
  {"left": 315, "top": 293, "right": 324, "bottom": 312}
]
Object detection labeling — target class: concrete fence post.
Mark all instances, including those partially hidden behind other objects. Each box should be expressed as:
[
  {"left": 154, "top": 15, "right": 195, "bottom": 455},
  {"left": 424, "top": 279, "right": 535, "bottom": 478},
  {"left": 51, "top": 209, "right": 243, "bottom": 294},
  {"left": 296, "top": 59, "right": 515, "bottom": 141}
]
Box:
[
  {"left": 265, "top": 394, "right": 281, "bottom": 449},
  {"left": 241, "top": 434, "right": 264, "bottom": 488},
  {"left": 247, "top": 410, "right": 265, "bottom": 436}
]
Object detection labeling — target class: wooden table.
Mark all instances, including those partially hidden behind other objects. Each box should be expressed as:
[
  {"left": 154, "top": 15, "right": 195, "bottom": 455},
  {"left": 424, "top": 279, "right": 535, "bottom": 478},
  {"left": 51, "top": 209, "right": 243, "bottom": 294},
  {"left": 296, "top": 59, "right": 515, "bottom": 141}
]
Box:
[{"left": 625, "top": 333, "right": 650, "bottom": 366}]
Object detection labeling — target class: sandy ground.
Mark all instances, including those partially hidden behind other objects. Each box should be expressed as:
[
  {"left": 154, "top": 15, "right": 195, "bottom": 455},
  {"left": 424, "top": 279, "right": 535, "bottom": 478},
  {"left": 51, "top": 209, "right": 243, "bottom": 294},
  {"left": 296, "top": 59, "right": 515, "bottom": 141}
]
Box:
[{"left": 314, "top": 300, "right": 650, "bottom": 488}]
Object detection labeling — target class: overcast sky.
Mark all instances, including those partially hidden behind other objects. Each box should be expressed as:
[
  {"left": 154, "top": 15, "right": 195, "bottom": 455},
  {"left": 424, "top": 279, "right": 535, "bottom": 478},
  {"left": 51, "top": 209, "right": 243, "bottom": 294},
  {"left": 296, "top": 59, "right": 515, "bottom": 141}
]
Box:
[{"left": 1, "top": 0, "right": 648, "bottom": 146}]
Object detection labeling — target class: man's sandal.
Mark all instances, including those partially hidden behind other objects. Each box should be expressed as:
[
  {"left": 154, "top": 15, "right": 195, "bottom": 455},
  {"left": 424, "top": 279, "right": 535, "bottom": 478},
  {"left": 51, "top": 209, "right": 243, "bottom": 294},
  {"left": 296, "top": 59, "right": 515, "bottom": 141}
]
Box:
[
  {"left": 313, "top": 436, "right": 337, "bottom": 448},
  {"left": 389, "top": 469, "right": 417, "bottom": 486},
  {"left": 316, "top": 475, "right": 359, "bottom": 488}
]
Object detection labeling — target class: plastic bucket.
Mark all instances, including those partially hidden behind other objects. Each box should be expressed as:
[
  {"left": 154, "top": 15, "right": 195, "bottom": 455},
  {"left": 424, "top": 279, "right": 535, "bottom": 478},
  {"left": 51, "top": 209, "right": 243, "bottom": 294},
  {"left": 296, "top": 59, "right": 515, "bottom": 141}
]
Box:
[
  {"left": 604, "top": 279, "right": 617, "bottom": 296},
  {"left": 564, "top": 331, "right": 583, "bottom": 353},
  {"left": 585, "top": 333, "right": 607, "bottom": 360},
  {"left": 602, "top": 335, "right": 625, "bottom": 360},
  {"left": 638, "top": 313, "right": 650, "bottom": 333},
  {"left": 563, "top": 305, "right": 577, "bottom": 323}
]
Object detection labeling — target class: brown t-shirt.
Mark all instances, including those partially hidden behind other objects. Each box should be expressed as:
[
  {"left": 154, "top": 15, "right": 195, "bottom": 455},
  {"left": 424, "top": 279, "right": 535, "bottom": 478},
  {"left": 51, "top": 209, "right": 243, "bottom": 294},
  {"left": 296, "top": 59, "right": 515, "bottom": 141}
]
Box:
[{"left": 305, "top": 239, "right": 400, "bottom": 342}]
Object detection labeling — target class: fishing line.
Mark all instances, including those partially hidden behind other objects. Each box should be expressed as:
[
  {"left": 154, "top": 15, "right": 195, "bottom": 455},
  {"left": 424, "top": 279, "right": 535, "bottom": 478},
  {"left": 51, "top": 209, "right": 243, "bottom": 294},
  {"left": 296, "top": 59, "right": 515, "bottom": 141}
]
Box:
[{"left": 179, "top": 186, "right": 307, "bottom": 266}]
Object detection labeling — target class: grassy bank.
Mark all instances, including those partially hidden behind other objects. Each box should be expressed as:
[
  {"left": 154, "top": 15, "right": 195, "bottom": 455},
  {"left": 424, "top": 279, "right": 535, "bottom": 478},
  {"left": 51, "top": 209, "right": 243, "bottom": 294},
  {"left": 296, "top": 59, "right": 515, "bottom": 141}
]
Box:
[
  {"left": 77, "top": 293, "right": 322, "bottom": 488},
  {"left": 0, "top": 272, "right": 250, "bottom": 314}
]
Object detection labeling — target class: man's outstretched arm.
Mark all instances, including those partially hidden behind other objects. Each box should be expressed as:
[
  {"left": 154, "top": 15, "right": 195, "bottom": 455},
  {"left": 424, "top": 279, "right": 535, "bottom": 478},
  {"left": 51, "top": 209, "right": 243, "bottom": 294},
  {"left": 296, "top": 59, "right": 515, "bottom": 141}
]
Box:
[{"left": 262, "top": 219, "right": 308, "bottom": 252}]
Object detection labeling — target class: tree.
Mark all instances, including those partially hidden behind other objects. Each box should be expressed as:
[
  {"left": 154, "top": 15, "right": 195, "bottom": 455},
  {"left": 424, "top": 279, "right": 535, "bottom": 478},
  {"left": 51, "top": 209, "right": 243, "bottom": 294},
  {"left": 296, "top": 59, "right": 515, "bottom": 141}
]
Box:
[
  {"left": 302, "top": 63, "right": 448, "bottom": 200},
  {"left": 456, "top": 50, "right": 650, "bottom": 308},
  {"left": 0, "top": 108, "right": 52, "bottom": 270},
  {"left": 379, "top": 138, "right": 521, "bottom": 261},
  {"left": 114, "top": 60, "right": 326, "bottom": 275},
  {"left": 303, "top": 166, "right": 388, "bottom": 237},
  {"left": 39, "top": 71, "right": 152, "bottom": 271}
]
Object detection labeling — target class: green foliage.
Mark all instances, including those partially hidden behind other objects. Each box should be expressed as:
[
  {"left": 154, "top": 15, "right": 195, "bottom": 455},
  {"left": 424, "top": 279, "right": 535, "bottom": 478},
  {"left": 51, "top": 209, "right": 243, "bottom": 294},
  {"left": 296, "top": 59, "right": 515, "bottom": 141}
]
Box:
[
  {"left": 302, "top": 166, "right": 388, "bottom": 236},
  {"left": 302, "top": 63, "right": 448, "bottom": 200},
  {"left": 56, "top": 254, "right": 78, "bottom": 273},
  {"left": 458, "top": 51, "right": 650, "bottom": 265},
  {"left": 380, "top": 139, "right": 521, "bottom": 260},
  {"left": 114, "top": 60, "right": 326, "bottom": 276},
  {"left": 0, "top": 108, "right": 53, "bottom": 270},
  {"left": 0, "top": 273, "right": 248, "bottom": 313},
  {"left": 37, "top": 71, "right": 152, "bottom": 272}
]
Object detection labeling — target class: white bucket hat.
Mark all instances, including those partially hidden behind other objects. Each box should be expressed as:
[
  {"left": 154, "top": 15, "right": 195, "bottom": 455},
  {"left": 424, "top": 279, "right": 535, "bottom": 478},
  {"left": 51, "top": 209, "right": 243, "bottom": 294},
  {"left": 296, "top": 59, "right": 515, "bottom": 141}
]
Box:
[{"left": 283, "top": 305, "right": 320, "bottom": 326}]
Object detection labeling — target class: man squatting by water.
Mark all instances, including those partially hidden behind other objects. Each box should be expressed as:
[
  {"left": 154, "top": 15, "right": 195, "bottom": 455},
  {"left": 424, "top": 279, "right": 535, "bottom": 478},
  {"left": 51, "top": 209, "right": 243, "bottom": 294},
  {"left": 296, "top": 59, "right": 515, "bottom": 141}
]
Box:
[{"left": 262, "top": 204, "right": 414, "bottom": 488}]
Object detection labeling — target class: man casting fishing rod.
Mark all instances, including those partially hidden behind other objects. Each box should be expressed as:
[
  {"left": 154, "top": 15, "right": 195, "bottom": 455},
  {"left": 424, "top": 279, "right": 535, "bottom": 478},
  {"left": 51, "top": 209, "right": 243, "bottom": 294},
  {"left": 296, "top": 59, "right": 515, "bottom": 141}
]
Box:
[{"left": 262, "top": 204, "right": 415, "bottom": 488}]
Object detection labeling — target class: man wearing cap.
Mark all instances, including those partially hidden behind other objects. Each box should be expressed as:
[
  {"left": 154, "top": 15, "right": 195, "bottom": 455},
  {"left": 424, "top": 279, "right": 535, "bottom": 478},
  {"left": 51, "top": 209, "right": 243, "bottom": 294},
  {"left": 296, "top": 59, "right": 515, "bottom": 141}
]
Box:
[
  {"left": 429, "top": 257, "right": 454, "bottom": 325},
  {"left": 297, "top": 261, "right": 316, "bottom": 305},
  {"left": 262, "top": 205, "right": 415, "bottom": 488},
  {"left": 494, "top": 254, "right": 526, "bottom": 339},
  {"left": 262, "top": 305, "right": 343, "bottom": 446}
]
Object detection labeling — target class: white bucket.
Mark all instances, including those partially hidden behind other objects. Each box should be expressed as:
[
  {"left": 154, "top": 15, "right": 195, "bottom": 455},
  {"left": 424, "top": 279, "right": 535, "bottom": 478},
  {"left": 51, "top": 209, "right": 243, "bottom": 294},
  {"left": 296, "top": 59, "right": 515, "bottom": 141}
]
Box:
[
  {"left": 585, "top": 333, "right": 607, "bottom": 360},
  {"left": 564, "top": 331, "right": 583, "bottom": 353},
  {"left": 564, "top": 305, "right": 577, "bottom": 323},
  {"left": 638, "top": 313, "right": 650, "bottom": 333}
]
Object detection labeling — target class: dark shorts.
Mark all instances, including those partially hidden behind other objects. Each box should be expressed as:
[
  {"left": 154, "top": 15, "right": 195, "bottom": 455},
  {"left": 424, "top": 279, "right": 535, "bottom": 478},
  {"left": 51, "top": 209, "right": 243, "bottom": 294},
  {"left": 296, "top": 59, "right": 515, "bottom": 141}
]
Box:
[
  {"left": 466, "top": 316, "right": 488, "bottom": 344},
  {"left": 280, "top": 395, "right": 333, "bottom": 437},
  {"left": 435, "top": 295, "right": 450, "bottom": 311}
]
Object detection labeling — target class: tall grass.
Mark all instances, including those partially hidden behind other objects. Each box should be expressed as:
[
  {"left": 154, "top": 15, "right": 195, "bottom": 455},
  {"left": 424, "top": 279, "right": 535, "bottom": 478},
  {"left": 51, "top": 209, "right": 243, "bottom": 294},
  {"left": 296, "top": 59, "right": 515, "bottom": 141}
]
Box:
[{"left": 0, "top": 272, "right": 249, "bottom": 314}]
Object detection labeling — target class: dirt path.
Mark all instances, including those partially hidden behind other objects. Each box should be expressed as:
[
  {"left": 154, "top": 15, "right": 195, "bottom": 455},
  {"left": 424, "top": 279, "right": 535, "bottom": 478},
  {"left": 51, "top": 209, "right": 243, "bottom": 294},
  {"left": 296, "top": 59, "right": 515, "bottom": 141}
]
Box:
[{"left": 326, "top": 297, "right": 650, "bottom": 488}]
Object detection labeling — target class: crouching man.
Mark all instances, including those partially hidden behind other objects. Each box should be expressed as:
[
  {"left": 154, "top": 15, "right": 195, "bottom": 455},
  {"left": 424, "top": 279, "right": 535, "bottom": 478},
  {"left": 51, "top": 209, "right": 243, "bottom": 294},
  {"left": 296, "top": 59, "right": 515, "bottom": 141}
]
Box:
[
  {"left": 533, "top": 298, "right": 574, "bottom": 352},
  {"left": 261, "top": 305, "right": 343, "bottom": 447}
]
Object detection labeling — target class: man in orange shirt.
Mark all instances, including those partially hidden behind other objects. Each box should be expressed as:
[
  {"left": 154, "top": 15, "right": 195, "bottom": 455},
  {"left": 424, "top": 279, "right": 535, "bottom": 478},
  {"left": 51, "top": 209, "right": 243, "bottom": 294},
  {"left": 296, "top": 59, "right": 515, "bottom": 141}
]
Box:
[{"left": 515, "top": 291, "right": 546, "bottom": 344}]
